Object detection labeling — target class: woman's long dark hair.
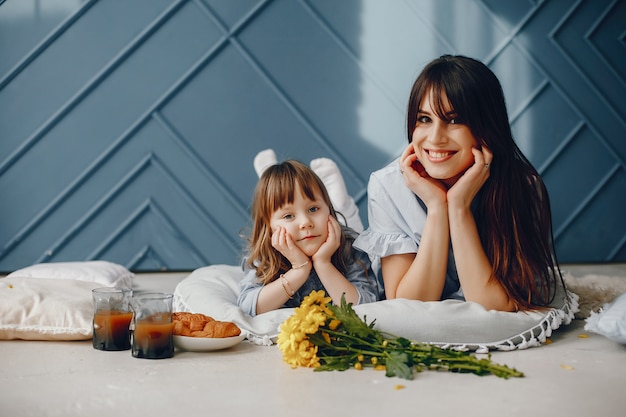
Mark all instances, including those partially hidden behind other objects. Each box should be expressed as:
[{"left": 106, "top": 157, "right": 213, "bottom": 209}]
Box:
[{"left": 407, "top": 55, "right": 563, "bottom": 310}]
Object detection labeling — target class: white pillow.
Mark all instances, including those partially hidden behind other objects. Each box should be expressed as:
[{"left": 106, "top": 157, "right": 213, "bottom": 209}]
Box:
[
  {"left": 0, "top": 277, "right": 99, "bottom": 340},
  {"left": 6, "top": 261, "right": 134, "bottom": 288},
  {"left": 352, "top": 291, "right": 575, "bottom": 352},
  {"left": 585, "top": 291, "right": 626, "bottom": 344},
  {"left": 174, "top": 265, "right": 578, "bottom": 351}
]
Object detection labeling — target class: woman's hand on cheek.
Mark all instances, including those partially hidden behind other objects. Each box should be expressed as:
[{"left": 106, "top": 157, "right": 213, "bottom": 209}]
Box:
[
  {"left": 448, "top": 146, "right": 492, "bottom": 209},
  {"left": 400, "top": 143, "right": 447, "bottom": 208},
  {"left": 312, "top": 216, "right": 341, "bottom": 264}
]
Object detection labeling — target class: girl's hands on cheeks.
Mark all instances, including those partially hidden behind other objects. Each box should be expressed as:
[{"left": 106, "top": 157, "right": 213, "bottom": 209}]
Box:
[
  {"left": 399, "top": 143, "right": 447, "bottom": 208},
  {"left": 447, "top": 146, "right": 492, "bottom": 209},
  {"left": 311, "top": 216, "right": 341, "bottom": 264},
  {"left": 271, "top": 226, "right": 308, "bottom": 267}
]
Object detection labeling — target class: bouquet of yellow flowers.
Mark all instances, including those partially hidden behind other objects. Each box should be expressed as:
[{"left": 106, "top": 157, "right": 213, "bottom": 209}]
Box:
[{"left": 277, "top": 290, "right": 524, "bottom": 380}]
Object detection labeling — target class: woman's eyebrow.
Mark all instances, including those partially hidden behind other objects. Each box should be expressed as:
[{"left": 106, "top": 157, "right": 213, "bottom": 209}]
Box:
[{"left": 417, "top": 109, "right": 456, "bottom": 117}]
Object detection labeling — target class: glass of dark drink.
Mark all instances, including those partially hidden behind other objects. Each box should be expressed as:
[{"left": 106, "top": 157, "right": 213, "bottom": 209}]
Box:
[
  {"left": 92, "top": 287, "right": 133, "bottom": 351},
  {"left": 131, "top": 292, "right": 174, "bottom": 359}
]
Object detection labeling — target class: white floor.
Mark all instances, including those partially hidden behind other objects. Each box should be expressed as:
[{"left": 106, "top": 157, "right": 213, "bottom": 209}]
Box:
[
  {"left": 2, "top": 319, "right": 625, "bottom": 417},
  {"left": 1, "top": 263, "right": 625, "bottom": 417}
]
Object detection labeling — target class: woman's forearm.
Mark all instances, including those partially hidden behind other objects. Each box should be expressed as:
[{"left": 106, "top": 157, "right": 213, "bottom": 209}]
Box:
[
  {"left": 448, "top": 205, "right": 514, "bottom": 311},
  {"left": 385, "top": 205, "right": 450, "bottom": 300}
]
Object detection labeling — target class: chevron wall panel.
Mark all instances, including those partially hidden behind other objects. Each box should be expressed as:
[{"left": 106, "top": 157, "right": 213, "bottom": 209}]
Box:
[{"left": 1, "top": 0, "right": 624, "bottom": 272}]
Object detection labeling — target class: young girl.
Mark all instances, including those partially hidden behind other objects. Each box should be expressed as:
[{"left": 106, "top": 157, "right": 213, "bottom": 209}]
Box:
[
  {"left": 237, "top": 159, "right": 382, "bottom": 316},
  {"left": 354, "top": 54, "right": 564, "bottom": 312}
]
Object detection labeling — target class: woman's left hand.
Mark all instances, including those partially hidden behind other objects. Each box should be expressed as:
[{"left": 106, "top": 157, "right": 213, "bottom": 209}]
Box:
[
  {"left": 447, "top": 146, "right": 493, "bottom": 209},
  {"left": 312, "top": 216, "right": 341, "bottom": 264}
]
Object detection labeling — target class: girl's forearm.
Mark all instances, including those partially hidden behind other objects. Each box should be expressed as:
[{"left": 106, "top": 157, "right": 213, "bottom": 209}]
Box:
[
  {"left": 256, "top": 278, "right": 292, "bottom": 314},
  {"left": 255, "top": 266, "right": 311, "bottom": 314},
  {"left": 314, "top": 261, "right": 359, "bottom": 305}
]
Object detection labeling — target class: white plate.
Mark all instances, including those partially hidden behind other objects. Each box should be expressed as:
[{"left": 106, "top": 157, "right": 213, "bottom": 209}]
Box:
[{"left": 173, "top": 334, "right": 245, "bottom": 352}]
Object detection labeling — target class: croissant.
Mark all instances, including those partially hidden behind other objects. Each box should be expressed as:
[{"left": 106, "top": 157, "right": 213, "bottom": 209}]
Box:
[
  {"left": 202, "top": 320, "right": 241, "bottom": 338},
  {"left": 172, "top": 312, "right": 241, "bottom": 338}
]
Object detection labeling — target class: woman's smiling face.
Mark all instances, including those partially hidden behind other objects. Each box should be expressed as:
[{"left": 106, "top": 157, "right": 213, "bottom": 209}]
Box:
[{"left": 411, "top": 89, "right": 479, "bottom": 187}]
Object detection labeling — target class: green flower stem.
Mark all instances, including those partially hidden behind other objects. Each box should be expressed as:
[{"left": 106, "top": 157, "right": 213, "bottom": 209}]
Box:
[
  {"left": 317, "top": 331, "right": 521, "bottom": 377},
  {"left": 317, "top": 344, "right": 382, "bottom": 358},
  {"left": 321, "top": 331, "right": 523, "bottom": 378}
]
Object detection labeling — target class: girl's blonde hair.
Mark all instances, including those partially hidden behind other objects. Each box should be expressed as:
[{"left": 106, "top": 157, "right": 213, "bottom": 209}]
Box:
[{"left": 246, "top": 160, "right": 353, "bottom": 284}]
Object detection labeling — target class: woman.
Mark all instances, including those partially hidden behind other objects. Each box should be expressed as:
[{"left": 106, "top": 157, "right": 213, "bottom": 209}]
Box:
[{"left": 354, "top": 55, "right": 563, "bottom": 312}]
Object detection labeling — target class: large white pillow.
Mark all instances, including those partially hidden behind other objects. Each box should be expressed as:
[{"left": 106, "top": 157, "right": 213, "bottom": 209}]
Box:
[
  {"left": 0, "top": 261, "right": 134, "bottom": 340},
  {"left": 0, "top": 277, "right": 99, "bottom": 340},
  {"left": 6, "top": 260, "right": 134, "bottom": 288},
  {"left": 174, "top": 265, "right": 578, "bottom": 351}
]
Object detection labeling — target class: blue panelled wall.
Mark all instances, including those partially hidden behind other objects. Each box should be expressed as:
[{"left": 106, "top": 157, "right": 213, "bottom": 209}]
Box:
[{"left": 1, "top": 0, "right": 625, "bottom": 272}]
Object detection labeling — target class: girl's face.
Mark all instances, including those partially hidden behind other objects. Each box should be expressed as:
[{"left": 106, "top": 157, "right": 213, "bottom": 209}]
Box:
[
  {"left": 269, "top": 184, "right": 331, "bottom": 257},
  {"left": 411, "top": 89, "right": 479, "bottom": 187}
]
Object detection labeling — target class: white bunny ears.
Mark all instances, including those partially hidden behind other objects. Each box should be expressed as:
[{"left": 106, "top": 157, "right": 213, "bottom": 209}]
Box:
[{"left": 253, "top": 149, "right": 364, "bottom": 233}]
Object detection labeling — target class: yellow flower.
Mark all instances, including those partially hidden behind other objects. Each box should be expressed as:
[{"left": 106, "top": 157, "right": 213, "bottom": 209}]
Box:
[
  {"left": 278, "top": 319, "right": 320, "bottom": 368},
  {"left": 281, "top": 339, "right": 319, "bottom": 368},
  {"left": 299, "top": 308, "right": 326, "bottom": 334},
  {"left": 277, "top": 291, "right": 334, "bottom": 369},
  {"left": 328, "top": 319, "right": 340, "bottom": 330},
  {"left": 300, "top": 290, "right": 334, "bottom": 316},
  {"left": 296, "top": 340, "right": 319, "bottom": 368},
  {"left": 277, "top": 315, "right": 305, "bottom": 351},
  {"left": 301, "top": 290, "right": 331, "bottom": 308}
]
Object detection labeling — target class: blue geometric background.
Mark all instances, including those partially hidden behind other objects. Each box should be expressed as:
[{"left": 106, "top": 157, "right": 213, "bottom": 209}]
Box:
[{"left": 1, "top": 0, "right": 624, "bottom": 272}]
